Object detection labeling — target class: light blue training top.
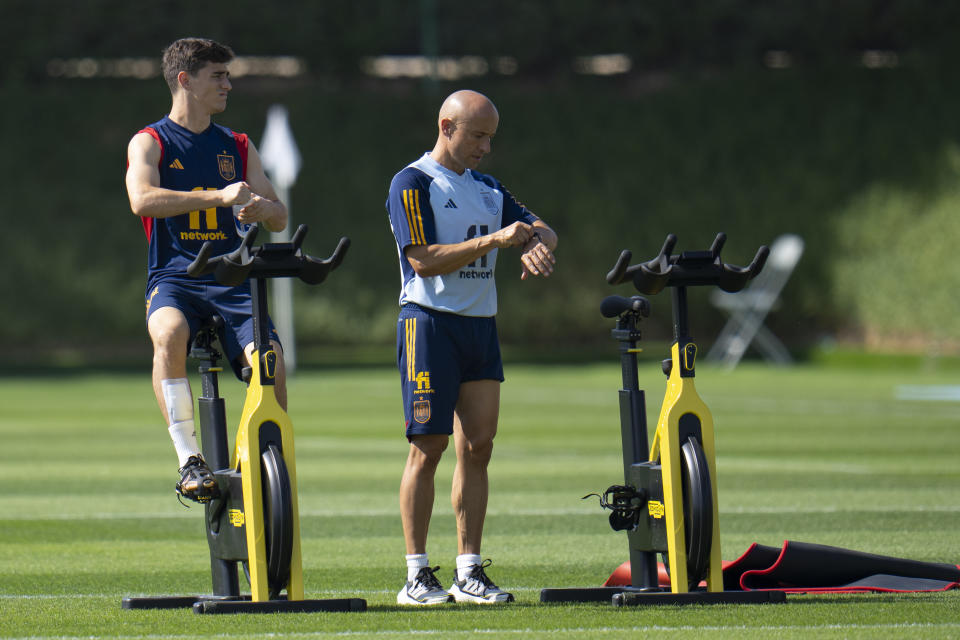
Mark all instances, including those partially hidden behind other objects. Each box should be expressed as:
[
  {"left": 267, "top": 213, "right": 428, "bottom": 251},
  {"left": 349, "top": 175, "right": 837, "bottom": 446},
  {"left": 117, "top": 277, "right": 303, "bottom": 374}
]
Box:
[{"left": 386, "top": 153, "right": 537, "bottom": 317}]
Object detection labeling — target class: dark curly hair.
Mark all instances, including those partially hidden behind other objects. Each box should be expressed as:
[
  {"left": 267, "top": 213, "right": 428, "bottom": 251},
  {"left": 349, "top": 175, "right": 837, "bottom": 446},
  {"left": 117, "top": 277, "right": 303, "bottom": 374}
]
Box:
[{"left": 161, "top": 38, "right": 235, "bottom": 93}]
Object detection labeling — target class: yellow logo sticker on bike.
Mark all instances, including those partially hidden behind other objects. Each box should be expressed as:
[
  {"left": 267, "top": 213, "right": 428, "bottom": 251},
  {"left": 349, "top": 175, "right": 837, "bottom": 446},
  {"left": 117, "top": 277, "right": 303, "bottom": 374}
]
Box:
[
  {"left": 228, "top": 509, "right": 245, "bottom": 527},
  {"left": 647, "top": 500, "right": 665, "bottom": 519}
]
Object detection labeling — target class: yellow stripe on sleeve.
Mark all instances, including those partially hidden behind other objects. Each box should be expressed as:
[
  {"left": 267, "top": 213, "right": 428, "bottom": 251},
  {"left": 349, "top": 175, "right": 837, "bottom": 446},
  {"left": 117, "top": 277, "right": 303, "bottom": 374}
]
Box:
[
  {"left": 403, "top": 189, "right": 424, "bottom": 245},
  {"left": 413, "top": 189, "right": 427, "bottom": 244}
]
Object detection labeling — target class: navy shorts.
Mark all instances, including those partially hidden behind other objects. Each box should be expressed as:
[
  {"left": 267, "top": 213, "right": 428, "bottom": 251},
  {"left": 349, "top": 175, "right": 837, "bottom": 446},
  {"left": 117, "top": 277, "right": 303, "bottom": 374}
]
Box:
[
  {"left": 397, "top": 303, "right": 504, "bottom": 439},
  {"left": 145, "top": 279, "right": 280, "bottom": 380}
]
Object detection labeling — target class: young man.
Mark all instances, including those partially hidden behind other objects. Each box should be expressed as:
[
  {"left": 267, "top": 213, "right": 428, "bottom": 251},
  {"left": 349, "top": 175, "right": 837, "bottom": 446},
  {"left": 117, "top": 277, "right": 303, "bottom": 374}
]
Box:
[
  {"left": 125, "top": 38, "right": 288, "bottom": 503},
  {"left": 386, "top": 90, "right": 558, "bottom": 605}
]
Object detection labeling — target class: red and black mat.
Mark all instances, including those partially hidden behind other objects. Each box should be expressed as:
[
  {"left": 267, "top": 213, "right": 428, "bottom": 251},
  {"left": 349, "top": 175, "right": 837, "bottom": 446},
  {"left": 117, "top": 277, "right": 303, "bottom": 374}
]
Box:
[{"left": 605, "top": 540, "right": 960, "bottom": 593}]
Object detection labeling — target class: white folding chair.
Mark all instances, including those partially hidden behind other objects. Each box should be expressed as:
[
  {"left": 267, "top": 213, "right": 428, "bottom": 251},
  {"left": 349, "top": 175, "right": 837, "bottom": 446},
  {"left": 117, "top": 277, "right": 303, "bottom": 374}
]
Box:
[{"left": 706, "top": 233, "right": 804, "bottom": 369}]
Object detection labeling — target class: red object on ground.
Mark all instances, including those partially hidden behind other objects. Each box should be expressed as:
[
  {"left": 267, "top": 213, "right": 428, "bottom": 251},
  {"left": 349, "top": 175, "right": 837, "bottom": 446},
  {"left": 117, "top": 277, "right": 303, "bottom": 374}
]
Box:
[{"left": 603, "top": 541, "right": 960, "bottom": 594}]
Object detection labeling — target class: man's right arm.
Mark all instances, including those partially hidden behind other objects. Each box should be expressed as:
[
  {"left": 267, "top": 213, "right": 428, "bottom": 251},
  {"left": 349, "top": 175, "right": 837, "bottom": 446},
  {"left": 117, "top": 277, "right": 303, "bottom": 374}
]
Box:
[
  {"left": 404, "top": 222, "right": 535, "bottom": 277},
  {"left": 388, "top": 169, "right": 537, "bottom": 278},
  {"left": 125, "top": 132, "right": 251, "bottom": 219}
]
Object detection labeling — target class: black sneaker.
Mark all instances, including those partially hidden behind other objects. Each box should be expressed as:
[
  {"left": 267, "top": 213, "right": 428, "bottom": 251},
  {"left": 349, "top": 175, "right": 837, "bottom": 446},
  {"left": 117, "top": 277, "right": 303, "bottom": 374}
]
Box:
[
  {"left": 448, "top": 559, "right": 514, "bottom": 604},
  {"left": 176, "top": 455, "right": 219, "bottom": 503},
  {"left": 397, "top": 566, "right": 454, "bottom": 606}
]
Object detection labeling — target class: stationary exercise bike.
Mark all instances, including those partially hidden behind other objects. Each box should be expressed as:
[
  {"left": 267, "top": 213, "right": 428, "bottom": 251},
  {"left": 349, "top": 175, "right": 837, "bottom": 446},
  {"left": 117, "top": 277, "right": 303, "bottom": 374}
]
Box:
[
  {"left": 122, "top": 225, "right": 365, "bottom": 614},
  {"left": 541, "top": 233, "right": 785, "bottom": 606}
]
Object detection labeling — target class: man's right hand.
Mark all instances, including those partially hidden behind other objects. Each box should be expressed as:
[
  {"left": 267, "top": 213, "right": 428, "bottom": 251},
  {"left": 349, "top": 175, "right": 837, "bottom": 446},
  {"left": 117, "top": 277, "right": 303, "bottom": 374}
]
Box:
[
  {"left": 221, "top": 181, "right": 253, "bottom": 206},
  {"left": 493, "top": 222, "right": 535, "bottom": 248}
]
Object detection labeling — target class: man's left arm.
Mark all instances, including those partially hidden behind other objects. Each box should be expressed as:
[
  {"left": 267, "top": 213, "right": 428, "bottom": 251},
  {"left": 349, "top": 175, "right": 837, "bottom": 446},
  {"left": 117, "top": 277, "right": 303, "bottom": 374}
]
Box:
[
  {"left": 519, "top": 218, "right": 557, "bottom": 279},
  {"left": 234, "top": 141, "right": 288, "bottom": 233}
]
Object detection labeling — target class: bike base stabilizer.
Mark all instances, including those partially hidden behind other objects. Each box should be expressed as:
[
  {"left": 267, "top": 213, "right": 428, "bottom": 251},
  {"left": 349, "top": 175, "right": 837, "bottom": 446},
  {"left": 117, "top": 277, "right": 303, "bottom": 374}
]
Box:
[
  {"left": 122, "top": 595, "right": 367, "bottom": 615},
  {"left": 539, "top": 586, "right": 786, "bottom": 606}
]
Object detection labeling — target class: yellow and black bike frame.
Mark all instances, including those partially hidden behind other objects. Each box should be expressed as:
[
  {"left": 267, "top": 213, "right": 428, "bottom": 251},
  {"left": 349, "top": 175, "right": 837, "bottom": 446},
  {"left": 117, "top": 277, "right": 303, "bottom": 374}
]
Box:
[
  {"left": 648, "top": 286, "right": 723, "bottom": 593},
  {"left": 610, "top": 287, "right": 721, "bottom": 595},
  {"left": 191, "top": 278, "right": 308, "bottom": 605},
  {"left": 192, "top": 275, "right": 365, "bottom": 614},
  {"left": 169, "top": 276, "right": 313, "bottom": 615},
  {"left": 541, "top": 233, "right": 783, "bottom": 606},
  {"left": 233, "top": 338, "right": 305, "bottom": 602},
  {"left": 122, "top": 226, "right": 363, "bottom": 614}
]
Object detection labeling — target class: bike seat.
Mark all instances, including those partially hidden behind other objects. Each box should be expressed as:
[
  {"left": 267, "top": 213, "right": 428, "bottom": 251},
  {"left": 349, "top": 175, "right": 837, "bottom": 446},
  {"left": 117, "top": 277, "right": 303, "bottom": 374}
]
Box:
[
  {"left": 198, "top": 315, "right": 224, "bottom": 333},
  {"left": 190, "top": 316, "right": 224, "bottom": 360}
]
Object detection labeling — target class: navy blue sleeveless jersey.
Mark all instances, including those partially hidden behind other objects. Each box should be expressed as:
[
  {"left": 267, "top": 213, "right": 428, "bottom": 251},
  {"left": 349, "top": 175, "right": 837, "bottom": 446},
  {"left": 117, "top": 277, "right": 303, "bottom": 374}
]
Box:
[{"left": 138, "top": 116, "right": 250, "bottom": 293}]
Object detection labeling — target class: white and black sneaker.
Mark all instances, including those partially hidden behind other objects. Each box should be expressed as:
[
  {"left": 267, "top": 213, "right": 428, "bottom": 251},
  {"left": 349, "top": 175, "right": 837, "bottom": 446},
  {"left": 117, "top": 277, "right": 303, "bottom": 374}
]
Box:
[
  {"left": 397, "top": 566, "right": 454, "bottom": 606},
  {"left": 448, "top": 559, "right": 514, "bottom": 604}
]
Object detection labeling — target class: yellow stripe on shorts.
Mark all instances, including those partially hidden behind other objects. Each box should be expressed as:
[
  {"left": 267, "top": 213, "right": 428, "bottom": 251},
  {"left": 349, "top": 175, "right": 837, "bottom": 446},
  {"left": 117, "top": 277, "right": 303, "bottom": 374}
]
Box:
[{"left": 405, "top": 318, "right": 417, "bottom": 382}]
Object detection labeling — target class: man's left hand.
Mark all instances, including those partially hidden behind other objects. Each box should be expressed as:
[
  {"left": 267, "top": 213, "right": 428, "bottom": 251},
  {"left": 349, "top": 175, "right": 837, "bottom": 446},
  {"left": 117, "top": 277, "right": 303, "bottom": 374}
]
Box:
[
  {"left": 520, "top": 236, "right": 556, "bottom": 280},
  {"left": 234, "top": 195, "right": 286, "bottom": 232}
]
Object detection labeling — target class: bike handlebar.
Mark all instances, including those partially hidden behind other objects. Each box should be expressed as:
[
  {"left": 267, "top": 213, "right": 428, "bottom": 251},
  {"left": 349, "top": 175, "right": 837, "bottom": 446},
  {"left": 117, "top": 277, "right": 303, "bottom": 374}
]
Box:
[
  {"left": 605, "top": 232, "right": 768, "bottom": 294},
  {"left": 186, "top": 224, "right": 350, "bottom": 287}
]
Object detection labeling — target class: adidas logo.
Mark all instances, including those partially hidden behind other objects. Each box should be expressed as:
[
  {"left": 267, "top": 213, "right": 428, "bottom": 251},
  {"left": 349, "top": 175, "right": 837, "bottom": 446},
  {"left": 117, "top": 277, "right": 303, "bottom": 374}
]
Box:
[
  {"left": 443, "top": 199, "right": 458, "bottom": 209},
  {"left": 169, "top": 158, "right": 185, "bottom": 170}
]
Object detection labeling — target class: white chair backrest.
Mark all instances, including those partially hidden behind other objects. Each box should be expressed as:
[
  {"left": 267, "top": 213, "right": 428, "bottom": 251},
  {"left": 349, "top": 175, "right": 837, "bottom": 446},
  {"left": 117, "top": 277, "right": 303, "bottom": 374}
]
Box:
[
  {"left": 708, "top": 233, "right": 804, "bottom": 366},
  {"left": 710, "top": 233, "right": 804, "bottom": 312},
  {"left": 747, "top": 233, "right": 804, "bottom": 296},
  {"left": 768, "top": 234, "right": 804, "bottom": 271}
]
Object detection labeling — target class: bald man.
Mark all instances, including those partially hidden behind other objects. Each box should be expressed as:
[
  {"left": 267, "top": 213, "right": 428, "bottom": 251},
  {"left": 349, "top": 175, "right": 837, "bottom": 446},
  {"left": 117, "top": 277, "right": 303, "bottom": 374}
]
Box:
[{"left": 385, "top": 90, "right": 558, "bottom": 605}]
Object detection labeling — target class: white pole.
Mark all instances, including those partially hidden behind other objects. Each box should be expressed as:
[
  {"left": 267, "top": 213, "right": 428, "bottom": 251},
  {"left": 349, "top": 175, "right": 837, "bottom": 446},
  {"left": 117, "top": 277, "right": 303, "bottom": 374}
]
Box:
[
  {"left": 259, "top": 105, "right": 302, "bottom": 374},
  {"left": 271, "top": 186, "right": 296, "bottom": 373}
]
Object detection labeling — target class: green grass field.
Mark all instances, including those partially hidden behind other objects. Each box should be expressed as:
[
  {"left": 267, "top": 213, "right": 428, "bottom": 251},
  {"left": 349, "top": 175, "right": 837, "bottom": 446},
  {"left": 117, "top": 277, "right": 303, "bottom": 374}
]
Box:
[{"left": 2, "top": 359, "right": 959, "bottom": 638}]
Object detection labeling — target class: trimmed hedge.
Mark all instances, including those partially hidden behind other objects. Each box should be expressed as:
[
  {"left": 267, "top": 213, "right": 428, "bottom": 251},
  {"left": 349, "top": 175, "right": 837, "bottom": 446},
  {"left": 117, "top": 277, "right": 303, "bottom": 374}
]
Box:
[{"left": 5, "top": 62, "right": 960, "bottom": 358}]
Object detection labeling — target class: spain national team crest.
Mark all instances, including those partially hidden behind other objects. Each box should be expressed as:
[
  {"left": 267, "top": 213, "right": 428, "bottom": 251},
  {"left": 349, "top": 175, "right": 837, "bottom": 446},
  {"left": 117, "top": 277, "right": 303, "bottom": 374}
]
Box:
[
  {"left": 480, "top": 191, "right": 498, "bottom": 214},
  {"left": 413, "top": 399, "right": 431, "bottom": 424},
  {"left": 217, "top": 154, "right": 237, "bottom": 180}
]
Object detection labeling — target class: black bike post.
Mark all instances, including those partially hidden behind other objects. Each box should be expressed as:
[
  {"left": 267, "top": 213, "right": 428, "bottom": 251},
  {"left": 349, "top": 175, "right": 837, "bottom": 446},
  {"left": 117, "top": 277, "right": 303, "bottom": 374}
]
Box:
[
  {"left": 613, "top": 311, "right": 659, "bottom": 589},
  {"left": 250, "top": 276, "right": 276, "bottom": 386},
  {"left": 197, "top": 351, "right": 231, "bottom": 473},
  {"left": 190, "top": 325, "right": 240, "bottom": 599},
  {"left": 671, "top": 286, "right": 690, "bottom": 358}
]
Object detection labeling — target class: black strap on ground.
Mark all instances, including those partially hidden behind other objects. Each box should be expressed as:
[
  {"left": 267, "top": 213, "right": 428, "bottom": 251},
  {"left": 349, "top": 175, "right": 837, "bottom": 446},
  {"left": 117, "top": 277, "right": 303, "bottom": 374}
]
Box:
[
  {"left": 725, "top": 541, "right": 960, "bottom": 593},
  {"left": 606, "top": 540, "right": 960, "bottom": 593}
]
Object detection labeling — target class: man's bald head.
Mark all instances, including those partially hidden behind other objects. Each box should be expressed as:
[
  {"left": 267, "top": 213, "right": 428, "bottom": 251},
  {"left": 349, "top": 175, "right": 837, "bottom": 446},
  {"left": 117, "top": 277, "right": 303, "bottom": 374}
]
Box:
[
  {"left": 438, "top": 90, "right": 499, "bottom": 127},
  {"left": 431, "top": 90, "right": 500, "bottom": 174}
]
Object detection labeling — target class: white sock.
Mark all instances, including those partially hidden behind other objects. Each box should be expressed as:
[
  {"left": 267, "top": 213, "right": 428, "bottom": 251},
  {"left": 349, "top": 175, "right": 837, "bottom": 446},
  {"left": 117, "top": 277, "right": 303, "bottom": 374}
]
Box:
[
  {"left": 406, "top": 553, "right": 429, "bottom": 582},
  {"left": 168, "top": 421, "right": 200, "bottom": 467},
  {"left": 456, "top": 554, "right": 482, "bottom": 582},
  {"left": 162, "top": 378, "right": 199, "bottom": 467}
]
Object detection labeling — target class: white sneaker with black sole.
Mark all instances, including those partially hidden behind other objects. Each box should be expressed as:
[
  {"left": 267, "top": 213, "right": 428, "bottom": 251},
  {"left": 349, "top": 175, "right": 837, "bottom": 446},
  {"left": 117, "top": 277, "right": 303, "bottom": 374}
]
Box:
[
  {"left": 397, "top": 566, "right": 454, "bottom": 605},
  {"left": 448, "top": 559, "right": 514, "bottom": 604}
]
